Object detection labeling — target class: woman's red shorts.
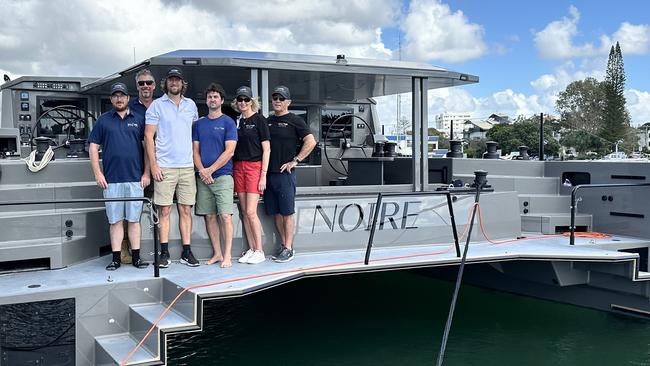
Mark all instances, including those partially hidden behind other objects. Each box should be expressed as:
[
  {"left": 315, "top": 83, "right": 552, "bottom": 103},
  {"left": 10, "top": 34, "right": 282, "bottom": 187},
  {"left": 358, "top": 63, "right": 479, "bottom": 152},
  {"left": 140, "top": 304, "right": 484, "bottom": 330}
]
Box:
[{"left": 233, "top": 160, "right": 263, "bottom": 194}]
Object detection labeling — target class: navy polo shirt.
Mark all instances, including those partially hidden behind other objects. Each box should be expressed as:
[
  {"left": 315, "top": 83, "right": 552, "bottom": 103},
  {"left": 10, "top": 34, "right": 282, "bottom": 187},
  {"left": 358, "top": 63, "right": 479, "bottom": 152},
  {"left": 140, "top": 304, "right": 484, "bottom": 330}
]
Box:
[
  {"left": 192, "top": 115, "right": 238, "bottom": 179},
  {"left": 88, "top": 109, "right": 145, "bottom": 183},
  {"left": 128, "top": 98, "right": 147, "bottom": 122}
]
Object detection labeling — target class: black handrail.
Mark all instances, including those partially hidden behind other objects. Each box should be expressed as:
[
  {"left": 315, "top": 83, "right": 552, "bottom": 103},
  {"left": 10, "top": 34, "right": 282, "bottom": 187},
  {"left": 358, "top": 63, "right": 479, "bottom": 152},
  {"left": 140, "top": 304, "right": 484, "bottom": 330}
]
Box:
[
  {"left": 363, "top": 185, "right": 493, "bottom": 265},
  {"left": 0, "top": 197, "right": 160, "bottom": 277},
  {"left": 569, "top": 182, "right": 650, "bottom": 245}
]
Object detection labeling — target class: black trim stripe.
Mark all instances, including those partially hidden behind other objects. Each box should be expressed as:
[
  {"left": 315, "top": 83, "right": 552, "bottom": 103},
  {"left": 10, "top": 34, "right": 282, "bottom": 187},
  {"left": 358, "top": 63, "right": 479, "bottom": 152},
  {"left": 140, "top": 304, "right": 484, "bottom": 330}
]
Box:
[
  {"left": 611, "top": 175, "right": 646, "bottom": 180},
  {"left": 610, "top": 212, "right": 645, "bottom": 218}
]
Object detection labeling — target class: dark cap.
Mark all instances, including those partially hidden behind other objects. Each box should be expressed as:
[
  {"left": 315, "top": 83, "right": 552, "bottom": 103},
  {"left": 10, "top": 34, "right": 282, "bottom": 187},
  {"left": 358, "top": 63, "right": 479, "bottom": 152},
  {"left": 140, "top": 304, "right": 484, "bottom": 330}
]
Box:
[
  {"left": 110, "top": 82, "right": 129, "bottom": 96},
  {"left": 272, "top": 85, "right": 290, "bottom": 99},
  {"left": 166, "top": 68, "right": 183, "bottom": 80},
  {"left": 235, "top": 86, "right": 253, "bottom": 98}
]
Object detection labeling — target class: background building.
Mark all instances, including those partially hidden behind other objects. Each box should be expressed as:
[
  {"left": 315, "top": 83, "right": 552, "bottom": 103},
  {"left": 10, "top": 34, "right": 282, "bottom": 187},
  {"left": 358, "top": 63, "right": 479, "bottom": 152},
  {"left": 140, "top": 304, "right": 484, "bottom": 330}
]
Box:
[{"left": 435, "top": 112, "right": 471, "bottom": 140}]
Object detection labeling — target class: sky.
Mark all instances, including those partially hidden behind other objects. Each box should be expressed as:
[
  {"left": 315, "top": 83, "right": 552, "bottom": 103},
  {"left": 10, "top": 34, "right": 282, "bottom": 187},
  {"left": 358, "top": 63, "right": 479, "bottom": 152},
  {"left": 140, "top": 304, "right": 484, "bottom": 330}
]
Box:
[{"left": 1, "top": 0, "right": 649, "bottom": 127}]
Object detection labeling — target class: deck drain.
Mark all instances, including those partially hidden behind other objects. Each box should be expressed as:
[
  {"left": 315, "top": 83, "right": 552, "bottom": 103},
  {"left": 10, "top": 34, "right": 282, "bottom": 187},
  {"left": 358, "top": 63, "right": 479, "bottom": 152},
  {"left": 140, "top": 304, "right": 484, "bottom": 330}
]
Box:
[{"left": 27, "top": 284, "right": 41, "bottom": 288}]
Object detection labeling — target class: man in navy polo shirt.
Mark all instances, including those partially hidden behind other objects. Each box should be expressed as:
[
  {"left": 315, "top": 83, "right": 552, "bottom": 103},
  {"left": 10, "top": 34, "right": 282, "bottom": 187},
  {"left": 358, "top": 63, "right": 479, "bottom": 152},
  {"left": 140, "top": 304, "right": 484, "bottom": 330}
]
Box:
[
  {"left": 128, "top": 69, "right": 156, "bottom": 121},
  {"left": 192, "top": 83, "right": 238, "bottom": 268},
  {"left": 89, "top": 82, "right": 151, "bottom": 271}
]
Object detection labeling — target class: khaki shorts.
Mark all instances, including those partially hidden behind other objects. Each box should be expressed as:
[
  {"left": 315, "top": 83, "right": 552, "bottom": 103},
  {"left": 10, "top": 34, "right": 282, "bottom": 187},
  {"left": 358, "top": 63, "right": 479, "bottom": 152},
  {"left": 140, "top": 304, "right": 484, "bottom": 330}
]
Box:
[
  {"left": 195, "top": 175, "right": 234, "bottom": 215},
  {"left": 154, "top": 167, "right": 197, "bottom": 206}
]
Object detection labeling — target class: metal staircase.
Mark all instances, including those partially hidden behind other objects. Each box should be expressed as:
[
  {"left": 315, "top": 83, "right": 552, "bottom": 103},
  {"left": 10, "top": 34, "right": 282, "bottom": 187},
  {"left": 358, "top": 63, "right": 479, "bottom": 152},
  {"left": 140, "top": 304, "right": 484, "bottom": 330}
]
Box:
[{"left": 81, "top": 279, "right": 199, "bottom": 365}]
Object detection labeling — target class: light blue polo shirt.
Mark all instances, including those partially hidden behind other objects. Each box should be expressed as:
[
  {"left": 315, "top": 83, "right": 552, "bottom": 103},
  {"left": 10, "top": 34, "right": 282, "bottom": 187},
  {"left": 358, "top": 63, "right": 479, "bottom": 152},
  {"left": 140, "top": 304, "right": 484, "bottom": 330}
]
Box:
[{"left": 145, "top": 94, "right": 198, "bottom": 168}]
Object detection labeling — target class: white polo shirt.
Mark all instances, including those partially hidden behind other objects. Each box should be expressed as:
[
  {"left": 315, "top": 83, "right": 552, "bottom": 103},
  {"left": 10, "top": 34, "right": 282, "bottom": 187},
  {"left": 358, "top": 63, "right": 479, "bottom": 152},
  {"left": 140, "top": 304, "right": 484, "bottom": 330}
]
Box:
[{"left": 145, "top": 94, "right": 198, "bottom": 168}]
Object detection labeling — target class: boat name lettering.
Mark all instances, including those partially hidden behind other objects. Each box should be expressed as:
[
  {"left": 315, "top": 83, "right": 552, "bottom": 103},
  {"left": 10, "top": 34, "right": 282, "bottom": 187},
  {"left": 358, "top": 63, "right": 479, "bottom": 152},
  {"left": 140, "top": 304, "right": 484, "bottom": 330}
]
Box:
[{"left": 312, "top": 201, "right": 420, "bottom": 233}]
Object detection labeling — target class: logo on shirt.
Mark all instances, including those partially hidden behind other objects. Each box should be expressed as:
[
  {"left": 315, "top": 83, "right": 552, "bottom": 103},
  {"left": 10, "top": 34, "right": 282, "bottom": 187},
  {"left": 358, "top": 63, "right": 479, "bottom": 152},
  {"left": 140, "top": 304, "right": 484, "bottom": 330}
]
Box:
[
  {"left": 245, "top": 124, "right": 256, "bottom": 129},
  {"left": 127, "top": 122, "right": 139, "bottom": 128},
  {"left": 277, "top": 122, "right": 289, "bottom": 128},
  {"left": 213, "top": 126, "right": 225, "bottom": 131}
]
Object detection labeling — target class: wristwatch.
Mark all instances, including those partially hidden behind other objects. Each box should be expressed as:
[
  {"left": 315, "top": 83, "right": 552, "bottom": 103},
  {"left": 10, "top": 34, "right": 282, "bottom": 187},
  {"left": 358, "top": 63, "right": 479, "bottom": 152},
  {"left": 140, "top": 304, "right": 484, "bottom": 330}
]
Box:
[{"left": 292, "top": 156, "right": 301, "bottom": 163}]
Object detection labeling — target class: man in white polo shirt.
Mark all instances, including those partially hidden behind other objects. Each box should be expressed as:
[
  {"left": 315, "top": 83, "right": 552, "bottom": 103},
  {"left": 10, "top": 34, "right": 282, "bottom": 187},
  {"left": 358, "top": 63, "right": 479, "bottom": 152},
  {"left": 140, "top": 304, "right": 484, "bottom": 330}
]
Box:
[{"left": 144, "top": 68, "right": 200, "bottom": 268}]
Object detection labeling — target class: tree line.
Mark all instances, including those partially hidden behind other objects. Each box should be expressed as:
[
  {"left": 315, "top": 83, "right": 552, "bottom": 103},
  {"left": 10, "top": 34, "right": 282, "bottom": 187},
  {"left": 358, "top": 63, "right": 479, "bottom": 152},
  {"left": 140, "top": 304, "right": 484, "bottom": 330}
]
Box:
[{"left": 443, "top": 42, "right": 639, "bottom": 159}]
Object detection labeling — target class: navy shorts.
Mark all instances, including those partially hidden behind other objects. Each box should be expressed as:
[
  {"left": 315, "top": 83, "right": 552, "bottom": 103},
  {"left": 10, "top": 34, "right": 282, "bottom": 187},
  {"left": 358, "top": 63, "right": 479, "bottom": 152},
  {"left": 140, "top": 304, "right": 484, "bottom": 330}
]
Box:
[{"left": 264, "top": 172, "right": 296, "bottom": 216}]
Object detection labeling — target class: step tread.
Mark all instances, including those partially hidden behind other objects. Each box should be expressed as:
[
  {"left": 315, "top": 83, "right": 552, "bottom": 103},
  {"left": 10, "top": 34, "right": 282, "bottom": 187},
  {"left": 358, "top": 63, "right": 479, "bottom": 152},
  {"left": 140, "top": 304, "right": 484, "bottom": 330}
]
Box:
[
  {"left": 454, "top": 174, "right": 557, "bottom": 180},
  {"left": 0, "top": 237, "right": 62, "bottom": 249},
  {"left": 96, "top": 332, "right": 157, "bottom": 365},
  {"left": 131, "top": 303, "right": 192, "bottom": 329},
  {"left": 637, "top": 271, "right": 650, "bottom": 280},
  {"left": 521, "top": 213, "right": 592, "bottom": 217}
]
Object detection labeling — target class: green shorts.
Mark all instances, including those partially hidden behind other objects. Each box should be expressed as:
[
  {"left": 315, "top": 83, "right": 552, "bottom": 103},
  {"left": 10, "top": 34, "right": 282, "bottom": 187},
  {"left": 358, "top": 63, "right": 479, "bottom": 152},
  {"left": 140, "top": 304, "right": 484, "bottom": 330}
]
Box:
[{"left": 195, "top": 174, "right": 234, "bottom": 215}]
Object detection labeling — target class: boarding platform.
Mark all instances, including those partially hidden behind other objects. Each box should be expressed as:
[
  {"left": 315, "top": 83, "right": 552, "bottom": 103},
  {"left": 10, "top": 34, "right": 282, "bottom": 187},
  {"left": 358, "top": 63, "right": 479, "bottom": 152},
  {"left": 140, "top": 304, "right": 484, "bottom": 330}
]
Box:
[{"left": 2, "top": 232, "right": 650, "bottom": 365}]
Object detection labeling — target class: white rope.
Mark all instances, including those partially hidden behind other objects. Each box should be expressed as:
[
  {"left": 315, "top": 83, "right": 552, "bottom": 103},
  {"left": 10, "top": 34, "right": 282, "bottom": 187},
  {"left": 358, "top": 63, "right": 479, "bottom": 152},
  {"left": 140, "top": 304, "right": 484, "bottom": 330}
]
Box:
[{"left": 23, "top": 146, "right": 54, "bottom": 172}]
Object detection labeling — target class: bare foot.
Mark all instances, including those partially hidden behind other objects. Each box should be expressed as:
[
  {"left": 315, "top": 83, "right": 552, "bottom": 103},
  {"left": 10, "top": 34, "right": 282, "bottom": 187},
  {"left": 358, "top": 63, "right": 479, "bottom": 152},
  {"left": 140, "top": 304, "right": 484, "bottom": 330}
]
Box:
[
  {"left": 220, "top": 257, "right": 232, "bottom": 268},
  {"left": 206, "top": 255, "right": 223, "bottom": 265}
]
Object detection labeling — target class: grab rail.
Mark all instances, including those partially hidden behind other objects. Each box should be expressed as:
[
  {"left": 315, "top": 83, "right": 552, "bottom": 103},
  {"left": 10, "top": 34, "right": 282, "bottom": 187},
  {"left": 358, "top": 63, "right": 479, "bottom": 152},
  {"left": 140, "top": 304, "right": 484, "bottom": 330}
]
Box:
[
  {"left": 364, "top": 173, "right": 493, "bottom": 265},
  {"left": 569, "top": 182, "right": 650, "bottom": 245},
  {"left": 0, "top": 197, "right": 161, "bottom": 277}
]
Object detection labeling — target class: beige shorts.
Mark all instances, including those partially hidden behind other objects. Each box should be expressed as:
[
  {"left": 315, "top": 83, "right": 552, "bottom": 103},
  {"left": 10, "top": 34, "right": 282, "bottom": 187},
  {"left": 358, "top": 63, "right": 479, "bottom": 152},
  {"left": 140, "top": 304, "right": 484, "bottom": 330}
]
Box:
[{"left": 154, "top": 167, "right": 197, "bottom": 206}]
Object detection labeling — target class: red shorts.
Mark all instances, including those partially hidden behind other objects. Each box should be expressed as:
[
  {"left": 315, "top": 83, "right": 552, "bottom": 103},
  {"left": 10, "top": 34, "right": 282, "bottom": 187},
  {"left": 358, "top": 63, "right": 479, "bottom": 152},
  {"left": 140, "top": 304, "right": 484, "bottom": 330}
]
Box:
[{"left": 234, "top": 160, "right": 264, "bottom": 194}]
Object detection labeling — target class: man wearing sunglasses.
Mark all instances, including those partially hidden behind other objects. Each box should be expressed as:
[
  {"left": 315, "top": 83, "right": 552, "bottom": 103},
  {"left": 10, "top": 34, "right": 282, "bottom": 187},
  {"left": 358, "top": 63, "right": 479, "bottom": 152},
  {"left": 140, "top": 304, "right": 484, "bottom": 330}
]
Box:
[
  {"left": 119, "top": 68, "right": 156, "bottom": 264},
  {"left": 265, "top": 85, "right": 317, "bottom": 262},
  {"left": 128, "top": 69, "right": 156, "bottom": 122}
]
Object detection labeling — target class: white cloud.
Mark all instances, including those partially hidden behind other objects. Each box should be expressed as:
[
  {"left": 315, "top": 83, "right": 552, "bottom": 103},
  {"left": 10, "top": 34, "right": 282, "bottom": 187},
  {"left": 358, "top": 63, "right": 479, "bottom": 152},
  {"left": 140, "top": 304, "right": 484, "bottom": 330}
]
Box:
[
  {"left": 534, "top": 6, "right": 650, "bottom": 59},
  {"left": 401, "top": 0, "right": 487, "bottom": 63},
  {"left": 626, "top": 89, "right": 650, "bottom": 125},
  {"left": 0, "top": 0, "right": 397, "bottom": 77},
  {"left": 601, "top": 22, "right": 650, "bottom": 55},
  {"left": 534, "top": 6, "right": 597, "bottom": 59}
]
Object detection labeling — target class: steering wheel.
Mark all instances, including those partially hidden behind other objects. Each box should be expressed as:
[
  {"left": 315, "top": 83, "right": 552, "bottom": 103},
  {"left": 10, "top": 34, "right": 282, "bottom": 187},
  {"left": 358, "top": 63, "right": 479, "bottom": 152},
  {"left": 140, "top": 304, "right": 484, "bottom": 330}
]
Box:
[
  {"left": 30, "top": 105, "right": 95, "bottom": 151},
  {"left": 322, "top": 114, "right": 375, "bottom": 176}
]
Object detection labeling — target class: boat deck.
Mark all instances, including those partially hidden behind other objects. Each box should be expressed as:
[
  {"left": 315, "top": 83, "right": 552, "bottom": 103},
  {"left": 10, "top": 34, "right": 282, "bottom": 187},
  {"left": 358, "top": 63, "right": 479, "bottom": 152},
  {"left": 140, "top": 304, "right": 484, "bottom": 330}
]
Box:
[{"left": 1, "top": 233, "right": 646, "bottom": 301}]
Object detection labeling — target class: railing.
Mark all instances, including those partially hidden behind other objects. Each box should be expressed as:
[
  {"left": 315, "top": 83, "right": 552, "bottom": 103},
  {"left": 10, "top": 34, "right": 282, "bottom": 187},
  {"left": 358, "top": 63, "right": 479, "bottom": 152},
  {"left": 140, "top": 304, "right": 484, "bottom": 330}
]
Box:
[
  {"left": 364, "top": 172, "right": 493, "bottom": 264},
  {"left": 0, "top": 197, "right": 161, "bottom": 277},
  {"left": 569, "top": 182, "right": 650, "bottom": 245}
]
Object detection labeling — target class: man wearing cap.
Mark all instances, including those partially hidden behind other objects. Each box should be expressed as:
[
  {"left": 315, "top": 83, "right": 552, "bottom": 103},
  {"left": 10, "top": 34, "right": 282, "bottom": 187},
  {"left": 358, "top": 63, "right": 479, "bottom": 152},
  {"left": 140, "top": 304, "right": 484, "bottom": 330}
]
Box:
[
  {"left": 192, "top": 83, "right": 238, "bottom": 268},
  {"left": 145, "top": 68, "right": 200, "bottom": 268},
  {"left": 266, "top": 85, "right": 317, "bottom": 262},
  {"left": 89, "top": 82, "right": 151, "bottom": 270},
  {"left": 129, "top": 69, "right": 156, "bottom": 121}
]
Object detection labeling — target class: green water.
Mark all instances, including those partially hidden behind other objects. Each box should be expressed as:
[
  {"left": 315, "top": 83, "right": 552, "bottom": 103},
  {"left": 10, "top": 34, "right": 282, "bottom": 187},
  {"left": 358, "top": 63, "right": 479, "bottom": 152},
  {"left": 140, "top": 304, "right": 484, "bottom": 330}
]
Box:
[{"left": 167, "top": 271, "right": 650, "bottom": 366}]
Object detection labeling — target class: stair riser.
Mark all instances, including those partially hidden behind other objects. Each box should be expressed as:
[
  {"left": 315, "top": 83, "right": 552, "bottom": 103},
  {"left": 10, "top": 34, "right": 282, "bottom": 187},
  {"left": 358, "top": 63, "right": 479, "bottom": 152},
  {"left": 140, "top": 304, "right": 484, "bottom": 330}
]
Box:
[
  {"left": 162, "top": 279, "right": 196, "bottom": 322},
  {"left": 521, "top": 215, "right": 592, "bottom": 234},
  {"left": 519, "top": 196, "right": 571, "bottom": 214}
]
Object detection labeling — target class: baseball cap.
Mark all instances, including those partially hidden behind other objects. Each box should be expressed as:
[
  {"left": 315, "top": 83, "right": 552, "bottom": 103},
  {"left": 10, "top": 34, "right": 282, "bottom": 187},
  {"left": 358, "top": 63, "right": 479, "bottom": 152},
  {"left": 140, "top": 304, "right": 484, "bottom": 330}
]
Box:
[
  {"left": 235, "top": 86, "right": 253, "bottom": 98},
  {"left": 271, "top": 85, "right": 290, "bottom": 99},
  {"left": 166, "top": 68, "right": 183, "bottom": 79},
  {"left": 110, "top": 82, "right": 129, "bottom": 96}
]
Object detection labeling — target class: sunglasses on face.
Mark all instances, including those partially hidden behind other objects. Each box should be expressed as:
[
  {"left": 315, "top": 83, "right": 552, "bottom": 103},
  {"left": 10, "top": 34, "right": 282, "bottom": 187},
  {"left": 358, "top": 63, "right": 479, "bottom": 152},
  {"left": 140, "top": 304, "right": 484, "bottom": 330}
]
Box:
[
  {"left": 137, "top": 80, "right": 154, "bottom": 86},
  {"left": 272, "top": 95, "right": 286, "bottom": 101},
  {"left": 236, "top": 97, "right": 251, "bottom": 103}
]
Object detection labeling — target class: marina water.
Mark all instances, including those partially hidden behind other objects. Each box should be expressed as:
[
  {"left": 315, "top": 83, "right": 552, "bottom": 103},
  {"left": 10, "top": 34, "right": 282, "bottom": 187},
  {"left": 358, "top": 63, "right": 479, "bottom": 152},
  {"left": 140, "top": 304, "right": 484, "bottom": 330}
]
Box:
[{"left": 167, "top": 270, "right": 650, "bottom": 365}]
